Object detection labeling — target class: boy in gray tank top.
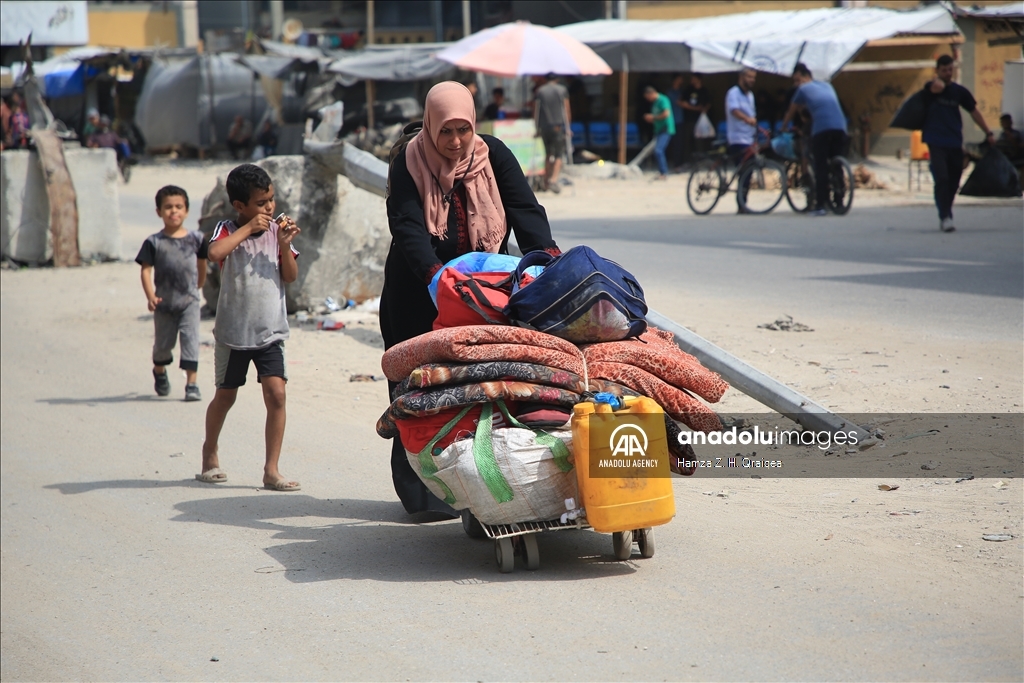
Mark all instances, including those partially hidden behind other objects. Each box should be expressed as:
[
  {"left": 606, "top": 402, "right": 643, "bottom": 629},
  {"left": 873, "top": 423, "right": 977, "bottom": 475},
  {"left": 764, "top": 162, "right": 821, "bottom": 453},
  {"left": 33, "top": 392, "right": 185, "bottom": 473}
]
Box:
[{"left": 199, "top": 164, "right": 302, "bottom": 491}]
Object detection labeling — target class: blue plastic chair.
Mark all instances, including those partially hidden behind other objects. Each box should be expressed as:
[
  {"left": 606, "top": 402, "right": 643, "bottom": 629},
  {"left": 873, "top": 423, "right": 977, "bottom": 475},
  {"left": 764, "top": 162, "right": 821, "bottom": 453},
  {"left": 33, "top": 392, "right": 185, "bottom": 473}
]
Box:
[
  {"left": 570, "top": 122, "right": 586, "bottom": 148},
  {"left": 614, "top": 123, "right": 641, "bottom": 148},
  {"left": 713, "top": 121, "right": 729, "bottom": 146},
  {"left": 588, "top": 122, "right": 613, "bottom": 148},
  {"left": 773, "top": 120, "right": 786, "bottom": 134},
  {"left": 757, "top": 120, "right": 772, "bottom": 144}
]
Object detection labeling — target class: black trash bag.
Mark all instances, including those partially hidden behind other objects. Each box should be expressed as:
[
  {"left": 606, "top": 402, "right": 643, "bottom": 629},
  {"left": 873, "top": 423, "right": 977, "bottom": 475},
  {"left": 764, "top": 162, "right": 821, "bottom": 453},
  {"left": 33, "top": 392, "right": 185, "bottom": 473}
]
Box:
[
  {"left": 889, "top": 90, "right": 928, "bottom": 131},
  {"left": 960, "top": 146, "right": 1023, "bottom": 197}
]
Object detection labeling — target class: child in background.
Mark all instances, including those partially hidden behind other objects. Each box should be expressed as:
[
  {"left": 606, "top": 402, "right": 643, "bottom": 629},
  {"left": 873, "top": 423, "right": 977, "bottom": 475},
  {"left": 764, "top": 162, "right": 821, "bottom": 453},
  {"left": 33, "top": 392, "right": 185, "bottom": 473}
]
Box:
[
  {"left": 199, "top": 164, "right": 301, "bottom": 491},
  {"left": 136, "top": 186, "right": 208, "bottom": 401}
]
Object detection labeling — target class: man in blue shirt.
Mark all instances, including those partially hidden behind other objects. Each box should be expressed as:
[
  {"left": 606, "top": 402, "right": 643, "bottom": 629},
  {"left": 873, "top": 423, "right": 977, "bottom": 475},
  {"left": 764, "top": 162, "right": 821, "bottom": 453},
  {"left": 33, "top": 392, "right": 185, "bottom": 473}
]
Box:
[
  {"left": 781, "top": 63, "right": 848, "bottom": 216},
  {"left": 726, "top": 68, "right": 759, "bottom": 212},
  {"left": 922, "top": 55, "right": 996, "bottom": 232}
]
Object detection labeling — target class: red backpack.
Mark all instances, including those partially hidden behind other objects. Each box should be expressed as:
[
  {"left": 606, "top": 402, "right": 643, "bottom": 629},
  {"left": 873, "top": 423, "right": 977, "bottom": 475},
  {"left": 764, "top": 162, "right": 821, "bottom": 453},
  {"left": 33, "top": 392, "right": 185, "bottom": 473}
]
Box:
[{"left": 432, "top": 268, "right": 513, "bottom": 330}]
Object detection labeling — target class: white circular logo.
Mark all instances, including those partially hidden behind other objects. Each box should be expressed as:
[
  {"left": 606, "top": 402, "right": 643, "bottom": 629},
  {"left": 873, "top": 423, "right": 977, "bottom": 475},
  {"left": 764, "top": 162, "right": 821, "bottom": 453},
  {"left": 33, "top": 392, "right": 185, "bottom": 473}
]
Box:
[{"left": 609, "top": 423, "right": 648, "bottom": 457}]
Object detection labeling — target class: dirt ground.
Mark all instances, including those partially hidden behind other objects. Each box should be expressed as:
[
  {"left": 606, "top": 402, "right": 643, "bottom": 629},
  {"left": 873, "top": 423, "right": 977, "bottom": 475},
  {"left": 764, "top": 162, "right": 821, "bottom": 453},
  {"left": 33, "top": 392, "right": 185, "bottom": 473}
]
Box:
[{"left": 1, "top": 159, "right": 1021, "bottom": 681}]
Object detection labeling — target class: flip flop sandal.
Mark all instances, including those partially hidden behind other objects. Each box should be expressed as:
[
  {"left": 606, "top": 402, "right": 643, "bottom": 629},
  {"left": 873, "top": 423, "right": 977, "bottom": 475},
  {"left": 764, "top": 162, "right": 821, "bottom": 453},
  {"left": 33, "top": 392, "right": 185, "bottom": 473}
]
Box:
[
  {"left": 195, "top": 467, "right": 228, "bottom": 484},
  {"left": 263, "top": 479, "right": 301, "bottom": 492}
]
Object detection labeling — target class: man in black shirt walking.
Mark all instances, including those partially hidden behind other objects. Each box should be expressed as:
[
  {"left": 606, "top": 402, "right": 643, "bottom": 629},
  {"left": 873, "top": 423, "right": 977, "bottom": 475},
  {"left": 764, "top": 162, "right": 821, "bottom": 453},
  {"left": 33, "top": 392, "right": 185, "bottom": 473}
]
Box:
[{"left": 922, "top": 55, "right": 996, "bottom": 232}]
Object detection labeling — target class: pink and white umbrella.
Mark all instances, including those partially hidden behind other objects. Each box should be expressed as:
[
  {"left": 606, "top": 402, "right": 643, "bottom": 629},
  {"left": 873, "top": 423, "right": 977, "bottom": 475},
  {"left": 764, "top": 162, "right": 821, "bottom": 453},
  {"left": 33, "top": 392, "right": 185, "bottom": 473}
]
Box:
[{"left": 436, "top": 21, "right": 612, "bottom": 77}]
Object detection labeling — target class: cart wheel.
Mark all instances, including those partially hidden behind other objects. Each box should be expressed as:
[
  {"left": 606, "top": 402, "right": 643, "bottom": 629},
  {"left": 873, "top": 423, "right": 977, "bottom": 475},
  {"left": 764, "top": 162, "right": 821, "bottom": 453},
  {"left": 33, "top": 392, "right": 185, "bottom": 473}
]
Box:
[
  {"left": 495, "top": 538, "right": 515, "bottom": 573},
  {"left": 461, "top": 509, "right": 485, "bottom": 539},
  {"left": 612, "top": 530, "right": 633, "bottom": 561},
  {"left": 637, "top": 528, "right": 655, "bottom": 558},
  {"left": 521, "top": 533, "right": 540, "bottom": 570}
]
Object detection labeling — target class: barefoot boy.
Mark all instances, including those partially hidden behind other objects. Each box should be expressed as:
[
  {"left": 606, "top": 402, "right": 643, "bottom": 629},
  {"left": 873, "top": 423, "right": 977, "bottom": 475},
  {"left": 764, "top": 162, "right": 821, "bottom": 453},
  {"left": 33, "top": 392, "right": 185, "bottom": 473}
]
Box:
[
  {"left": 136, "top": 185, "right": 208, "bottom": 401},
  {"left": 199, "top": 164, "right": 301, "bottom": 491}
]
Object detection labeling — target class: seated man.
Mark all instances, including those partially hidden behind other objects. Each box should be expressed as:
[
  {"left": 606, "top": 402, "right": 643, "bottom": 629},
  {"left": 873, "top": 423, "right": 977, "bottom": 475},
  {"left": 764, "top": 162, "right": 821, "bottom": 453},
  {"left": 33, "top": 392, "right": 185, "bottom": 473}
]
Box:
[
  {"left": 255, "top": 121, "right": 278, "bottom": 158},
  {"left": 87, "top": 115, "right": 131, "bottom": 162},
  {"left": 483, "top": 87, "right": 506, "bottom": 121},
  {"left": 227, "top": 115, "right": 253, "bottom": 160},
  {"left": 996, "top": 113, "right": 1023, "bottom": 164}
]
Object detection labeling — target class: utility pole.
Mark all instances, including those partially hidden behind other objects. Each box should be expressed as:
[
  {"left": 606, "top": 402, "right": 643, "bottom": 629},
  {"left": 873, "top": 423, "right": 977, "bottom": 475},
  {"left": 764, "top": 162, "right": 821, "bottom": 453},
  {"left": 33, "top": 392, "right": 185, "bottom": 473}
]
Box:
[
  {"left": 462, "top": 0, "right": 471, "bottom": 38},
  {"left": 270, "top": 0, "right": 284, "bottom": 41},
  {"left": 366, "top": 0, "right": 375, "bottom": 130},
  {"left": 433, "top": 0, "right": 445, "bottom": 43}
]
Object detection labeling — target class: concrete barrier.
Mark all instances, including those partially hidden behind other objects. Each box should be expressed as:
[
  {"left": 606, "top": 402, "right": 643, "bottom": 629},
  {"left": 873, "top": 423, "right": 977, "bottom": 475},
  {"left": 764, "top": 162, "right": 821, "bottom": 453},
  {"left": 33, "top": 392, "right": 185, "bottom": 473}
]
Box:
[{"left": 0, "top": 147, "right": 121, "bottom": 264}]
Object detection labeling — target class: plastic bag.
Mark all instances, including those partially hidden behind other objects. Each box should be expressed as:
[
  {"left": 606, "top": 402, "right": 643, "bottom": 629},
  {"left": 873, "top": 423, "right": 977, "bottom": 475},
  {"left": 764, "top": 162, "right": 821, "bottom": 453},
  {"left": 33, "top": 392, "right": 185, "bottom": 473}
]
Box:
[
  {"left": 890, "top": 90, "right": 928, "bottom": 131},
  {"left": 960, "top": 146, "right": 1023, "bottom": 197},
  {"left": 406, "top": 402, "right": 577, "bottom": 525},
  {"left": 770, "top": 132, "right": 797, "bottom": 161},
  {"left": 694, "top": 112, "right": 715, "bottom": 139}
]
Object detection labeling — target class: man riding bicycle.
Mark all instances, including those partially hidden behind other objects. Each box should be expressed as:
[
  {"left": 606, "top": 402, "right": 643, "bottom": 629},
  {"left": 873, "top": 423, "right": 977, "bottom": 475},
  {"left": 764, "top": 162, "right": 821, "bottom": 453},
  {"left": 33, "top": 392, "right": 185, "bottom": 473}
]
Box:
[{"left": 781, "top": 63, "right": 848, "bottom": 216}]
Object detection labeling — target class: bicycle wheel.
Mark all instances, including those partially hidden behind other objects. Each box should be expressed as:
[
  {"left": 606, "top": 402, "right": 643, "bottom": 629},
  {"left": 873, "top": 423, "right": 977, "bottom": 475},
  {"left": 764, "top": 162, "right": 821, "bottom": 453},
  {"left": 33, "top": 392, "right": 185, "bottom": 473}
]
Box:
[
  {"left": 827, "top": 156, "right": 854, "bottom": 215},
  {"left": 784, "top": 160, "right": 814, "bottom": 213},
  {"left": 686, "top": 161, "right": 725, "bottom": 215},
  {"left": 738, "top": 158, "right": 786, "bottom": 214}
]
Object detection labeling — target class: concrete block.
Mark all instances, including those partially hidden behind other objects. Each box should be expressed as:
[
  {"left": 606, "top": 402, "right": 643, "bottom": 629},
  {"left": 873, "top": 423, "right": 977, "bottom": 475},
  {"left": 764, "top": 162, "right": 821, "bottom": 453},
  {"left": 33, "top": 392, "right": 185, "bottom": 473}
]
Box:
[
  {"left": 1, "top": 150, "right": 51, "bottom": 263},
  {"left": 63, "top": 148, "right": 121, "bottom": 261},
  {"left": 199, "top": 154, "right": 390, "bottom": 313},
  {"left": 0, "top": 147, "right": 121, "bottom": 264}
]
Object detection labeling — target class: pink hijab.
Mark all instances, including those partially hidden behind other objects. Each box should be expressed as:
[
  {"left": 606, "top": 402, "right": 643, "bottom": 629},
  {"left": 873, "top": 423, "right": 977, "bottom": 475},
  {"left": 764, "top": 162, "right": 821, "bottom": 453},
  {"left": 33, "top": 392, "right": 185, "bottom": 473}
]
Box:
[{"left": 405, "top": 81, "right": 506, "bottom": 252}]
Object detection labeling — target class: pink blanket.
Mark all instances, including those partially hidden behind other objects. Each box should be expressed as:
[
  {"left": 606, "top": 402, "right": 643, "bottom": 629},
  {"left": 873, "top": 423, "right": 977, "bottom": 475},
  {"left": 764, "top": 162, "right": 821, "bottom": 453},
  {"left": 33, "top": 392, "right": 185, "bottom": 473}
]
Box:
[{"left": 382, "top": 326, "right": 583, "bottom": 382}]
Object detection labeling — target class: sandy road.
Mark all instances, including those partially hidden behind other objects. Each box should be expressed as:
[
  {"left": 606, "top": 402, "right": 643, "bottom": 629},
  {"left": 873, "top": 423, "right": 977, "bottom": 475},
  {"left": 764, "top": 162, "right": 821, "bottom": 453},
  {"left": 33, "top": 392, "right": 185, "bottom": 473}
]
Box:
[{"left": 1, "top": 162, "right": 1021, "bottom": 681}]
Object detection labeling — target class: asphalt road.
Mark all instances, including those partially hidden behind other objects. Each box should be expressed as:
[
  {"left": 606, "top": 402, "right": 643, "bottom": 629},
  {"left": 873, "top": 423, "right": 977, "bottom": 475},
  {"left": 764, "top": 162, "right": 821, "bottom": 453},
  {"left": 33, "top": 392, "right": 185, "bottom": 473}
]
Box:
[
  {"left": 1, "top": 194, "right": 1021, "bottom": 681},
  {"left": 552, "top": 203, "right": 1023, "bottom": 342}
]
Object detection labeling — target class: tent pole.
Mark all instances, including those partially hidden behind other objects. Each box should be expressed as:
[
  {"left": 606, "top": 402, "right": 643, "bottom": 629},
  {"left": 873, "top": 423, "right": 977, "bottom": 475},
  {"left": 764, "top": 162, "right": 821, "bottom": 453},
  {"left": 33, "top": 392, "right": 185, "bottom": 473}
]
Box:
[
  {"left": 366, "top": 0, "right": 375, "bottom": 130},
  {"left": 617, "top": 54, "right": 628, "bottom": 165}
]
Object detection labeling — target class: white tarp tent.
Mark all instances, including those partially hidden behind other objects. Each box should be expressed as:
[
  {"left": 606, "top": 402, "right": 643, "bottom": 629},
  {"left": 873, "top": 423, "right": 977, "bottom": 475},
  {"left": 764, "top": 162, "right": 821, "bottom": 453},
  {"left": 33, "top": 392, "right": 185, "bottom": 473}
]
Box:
[{"left": 557, "top": 5, "right": 959, "bottom": 78}]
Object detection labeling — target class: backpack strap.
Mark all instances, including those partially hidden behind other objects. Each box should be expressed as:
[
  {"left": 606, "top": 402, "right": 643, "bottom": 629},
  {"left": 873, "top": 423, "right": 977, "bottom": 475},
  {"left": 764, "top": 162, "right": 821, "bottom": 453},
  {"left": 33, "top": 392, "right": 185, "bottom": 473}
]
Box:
[
  {"left": 510, "top": 250, "right": 556, "bottom": 295},
  {"left": 454, "top": 276, "right": 513, "bottom": 325}
]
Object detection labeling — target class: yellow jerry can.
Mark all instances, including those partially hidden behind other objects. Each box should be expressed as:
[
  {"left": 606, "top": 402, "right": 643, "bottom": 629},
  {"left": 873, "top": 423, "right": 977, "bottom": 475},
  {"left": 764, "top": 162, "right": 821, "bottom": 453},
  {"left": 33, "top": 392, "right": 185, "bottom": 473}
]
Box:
[{"left": 570, "top": 396, "right": 676, "bottom": 533}]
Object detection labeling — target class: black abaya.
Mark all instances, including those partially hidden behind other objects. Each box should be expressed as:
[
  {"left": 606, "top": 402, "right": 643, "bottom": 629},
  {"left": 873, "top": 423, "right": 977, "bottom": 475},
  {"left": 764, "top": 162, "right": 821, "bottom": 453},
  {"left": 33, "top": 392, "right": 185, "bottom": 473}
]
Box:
[{"left": 380, "top": 134, "right": 559, "bottom": 514}]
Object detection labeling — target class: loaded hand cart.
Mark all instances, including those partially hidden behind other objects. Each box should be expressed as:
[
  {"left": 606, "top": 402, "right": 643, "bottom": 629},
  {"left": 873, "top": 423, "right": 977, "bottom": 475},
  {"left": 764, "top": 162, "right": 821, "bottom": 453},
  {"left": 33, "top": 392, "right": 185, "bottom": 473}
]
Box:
[{"left": 413, "top": 395, "right": 675, "bottom": 573}]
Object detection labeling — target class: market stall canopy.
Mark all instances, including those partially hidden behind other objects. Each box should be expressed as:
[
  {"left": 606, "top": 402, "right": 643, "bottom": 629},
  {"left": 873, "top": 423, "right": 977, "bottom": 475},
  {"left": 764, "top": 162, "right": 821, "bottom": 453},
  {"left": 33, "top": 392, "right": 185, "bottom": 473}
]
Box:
[
  {"left": 557, "top": 5, "right": 959, "bottom": 77},
  {"left": 954, "top": 2, "right": 1024, "bottom": 20},
  {"left": 326, "top": 43, "right": 454, "bottom": 84},
  {"left": 236, "top": 54, "right": 308, "bottom": 79},
  {"left": 9, "top": 46, "right": 191, "bottom": 98},
  {"left": 436, "top": 21, "right": 611, "bottom": 77}
]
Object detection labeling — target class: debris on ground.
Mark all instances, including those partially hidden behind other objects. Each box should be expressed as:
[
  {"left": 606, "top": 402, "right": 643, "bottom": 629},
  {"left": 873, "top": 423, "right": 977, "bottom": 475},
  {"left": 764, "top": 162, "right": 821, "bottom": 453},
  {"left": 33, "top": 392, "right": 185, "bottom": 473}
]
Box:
[
  {"left": 981, "top": 534, "right": 1013, "bottom": 542},
  {"left": 318, "top": 319, "right": 345, "bottom": 331},
  {"left": 877, "top": 484, "right": 899, "bottom": 491},
  {"left": 356, "top": 296, "right": 381, "bottom": 313},
  {"left": 349, "top": 374, "right": 384, "bottom": 382},
  {"left": 758, "top": 315, "right": 814, "bottom": 332},
  {"left": 854, "top": 164, "right": 888, "bottom": 189}
]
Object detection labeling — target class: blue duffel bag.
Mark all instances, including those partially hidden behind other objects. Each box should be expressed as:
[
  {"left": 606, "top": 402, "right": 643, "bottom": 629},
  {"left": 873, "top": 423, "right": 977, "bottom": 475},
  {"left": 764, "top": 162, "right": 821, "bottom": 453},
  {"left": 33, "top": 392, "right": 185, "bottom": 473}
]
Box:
[{"left": 504, "top": 246, "right": 648, "bottom": 343}]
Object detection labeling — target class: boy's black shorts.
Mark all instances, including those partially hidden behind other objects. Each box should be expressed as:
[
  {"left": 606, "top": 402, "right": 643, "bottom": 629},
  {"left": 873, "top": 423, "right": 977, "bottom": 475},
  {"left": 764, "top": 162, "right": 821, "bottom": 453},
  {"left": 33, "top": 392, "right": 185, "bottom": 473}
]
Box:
[{"left": 214, "top": 341, "right": 287, "bottom": 389}]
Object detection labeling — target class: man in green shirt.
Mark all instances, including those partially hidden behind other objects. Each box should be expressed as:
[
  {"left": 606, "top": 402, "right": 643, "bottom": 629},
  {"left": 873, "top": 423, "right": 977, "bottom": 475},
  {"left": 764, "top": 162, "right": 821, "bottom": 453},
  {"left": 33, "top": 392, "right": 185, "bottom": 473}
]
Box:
[{"left": 644, "top": 86, "right": 676, "bottom": 178}]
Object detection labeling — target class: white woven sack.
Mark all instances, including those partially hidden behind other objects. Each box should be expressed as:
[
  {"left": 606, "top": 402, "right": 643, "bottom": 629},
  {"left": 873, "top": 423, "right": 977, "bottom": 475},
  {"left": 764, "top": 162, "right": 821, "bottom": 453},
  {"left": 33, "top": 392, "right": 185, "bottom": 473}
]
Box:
[{"left": 406, "top": 426, "right": 577, "bottom": 525}]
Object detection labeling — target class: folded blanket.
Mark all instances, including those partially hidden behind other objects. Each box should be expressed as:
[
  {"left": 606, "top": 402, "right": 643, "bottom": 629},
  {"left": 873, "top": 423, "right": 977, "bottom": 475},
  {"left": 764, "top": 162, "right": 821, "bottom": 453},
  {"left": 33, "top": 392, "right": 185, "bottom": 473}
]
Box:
[
  {"left": 382, "top": 326, "right": 583, "bottom": 383},
  {"left": 377, "top": 381, "right": 582, "bottom": 439},
  {"left": 588, "top": 361, "right": 722, "bottom": 432},
  {"left": 394, "top": 361, "right": 587, "bottom": 399},
  {"left": 583, "top": 328, "right": 728, "bottom": 403}
]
